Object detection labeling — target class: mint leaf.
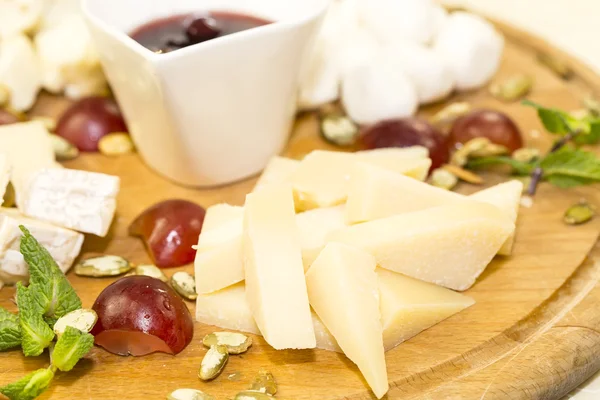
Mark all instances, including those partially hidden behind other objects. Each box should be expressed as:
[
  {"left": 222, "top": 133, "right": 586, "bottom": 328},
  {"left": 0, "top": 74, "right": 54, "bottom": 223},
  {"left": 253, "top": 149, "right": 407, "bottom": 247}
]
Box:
[
  {"left": 466, "top": 156, "right": 535, "bottom": 176},
  {"left": 16, "top": 283, "right": 55, "bottom": 357},
  {"left": 546, "top": 175, "right": 596, "bottom": 188},
  {"left": 541, "top": 146, "right": 600, "bottom": 183},
  {"left": 0, "top": 307, "right": 21, "bottom": 351},
  {"left": 51, "top": 326, "right": 94, "bottom": 372},
  {"left": 19, "top": 226, "right": 81, "bottom": 324},
  {"left": 0, "top": 368, "right": 54, "bottom": 400}
]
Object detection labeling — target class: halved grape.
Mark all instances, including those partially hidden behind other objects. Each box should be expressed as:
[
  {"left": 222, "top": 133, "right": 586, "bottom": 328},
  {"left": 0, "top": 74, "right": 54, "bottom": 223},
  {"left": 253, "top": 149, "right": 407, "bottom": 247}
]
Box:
[{"left": 449, "top": 109, "right": 523, "bottom": 152}]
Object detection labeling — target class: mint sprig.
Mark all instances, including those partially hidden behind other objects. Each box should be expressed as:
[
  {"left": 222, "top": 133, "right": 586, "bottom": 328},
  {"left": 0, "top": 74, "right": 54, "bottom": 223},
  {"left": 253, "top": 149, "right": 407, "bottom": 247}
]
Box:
[
  {"left": 51, "top": 326, "right": 95, "bottom": 372},
  {"left": 0, "top": 368, "right": 54, "bottom": 400},
  {"left": 0, "top": 307, "right": 22, "bottom": 351},
  {"left": 15, "top": 283, "right": 55, "bottom": 357},
  {"left": 1, "top": 226, "right": 92, "bottom": 400},
  {"left": 19, "top": 226, "right": 81, "bottom": 326}
]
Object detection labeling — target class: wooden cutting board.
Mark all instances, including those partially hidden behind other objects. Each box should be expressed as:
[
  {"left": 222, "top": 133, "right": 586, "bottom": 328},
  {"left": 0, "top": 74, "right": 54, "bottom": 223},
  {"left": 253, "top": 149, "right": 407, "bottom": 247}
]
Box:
[{"left": 2, "top": 19, "right": 600, "bottom": 400}]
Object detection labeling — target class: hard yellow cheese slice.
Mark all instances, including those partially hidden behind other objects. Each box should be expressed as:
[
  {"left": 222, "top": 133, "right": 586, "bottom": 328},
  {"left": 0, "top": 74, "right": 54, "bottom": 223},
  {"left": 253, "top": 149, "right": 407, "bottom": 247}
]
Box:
[
  {"left": 252, "top": 156, "right": 300, "bottom": 192},
  {"left": 328, "top": 202, "right": 514, "bottom": 291},
  {"left": 296, "top": 205, "right": 347, "bottom": 269},
  {"left": 195, "top": 282, "right": 340, "bottom": 352},
  {"left": 243, "top": 185, "right": 315, "bottom": 349},
  {"left": 469, "top": 180, "right": 523, "bottom": 256},
  {"left": 377, "top": 268, "right": 475, "bottom": 350},
  {"left": 291, "top": 148, "right": 431, "bottom": 210},
  {"left": 306, "top": 242, "right": 388, "bottom": 399}
]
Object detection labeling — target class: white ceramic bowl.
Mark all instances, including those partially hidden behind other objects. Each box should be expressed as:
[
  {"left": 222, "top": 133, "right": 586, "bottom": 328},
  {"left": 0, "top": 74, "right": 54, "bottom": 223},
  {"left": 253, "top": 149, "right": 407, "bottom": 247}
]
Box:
[{"left": 82, "top": 0, "right": 329, "bottom": 187}]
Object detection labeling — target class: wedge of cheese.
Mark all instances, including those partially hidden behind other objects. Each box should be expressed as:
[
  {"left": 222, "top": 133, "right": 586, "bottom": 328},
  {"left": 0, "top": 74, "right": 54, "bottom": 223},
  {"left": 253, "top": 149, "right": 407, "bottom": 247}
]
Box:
[
  {"left": 306, "top": 243, "right": 388, "bottom": 399},
  {"left": 470, "top": 180, "right": 523, "bottom": 256},
  {"left": 0, "top": 208, "right": 84, "bottom": 284},
  {"left": 243, "top": 185, "right": 315, "bottom": 349},
  {"left": 252, "top": 156, "right": 300, "bottom": 192},
  {"left": 346, "top": 162, "right": 468, "bottom": 224},
  {"left": 22, "top": 168, "right": 120, "bottom": 237},
  {"left": 195, "top": 282, "right": 340, "bottom": 352},
  {"left": 328, "top": 202, "right": 514, "bottom": 291},
  {"left": 377, "top": 268, "right": 475, "bottom": 350},
  {"left": 0, "top": 121, "right": 59, "bottom": 206},
  {"left": 296, "top": 205, "right": 347, "bottom": 269},
  {"left": 0, "top": 154, "right": 9, "bottom": 206},
  {"left": 291, "top": 149, "right": 431, "bottom": 210},
  {"left": 355, "top": 147, "right": 431, "bottom": 181},
  {"left": 196, "top": 204, "right": 244, "bottom": 251}
]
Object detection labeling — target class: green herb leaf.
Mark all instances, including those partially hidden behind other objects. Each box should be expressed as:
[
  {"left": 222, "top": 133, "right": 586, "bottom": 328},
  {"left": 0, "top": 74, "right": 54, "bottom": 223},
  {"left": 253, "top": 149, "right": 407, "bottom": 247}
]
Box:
[
  {"left": 19, "top": 226, "right": 81, "bottom": 324},
  {"left": 51, "top": 326, "right": 94, "bottom": 372},
  {"left": 16, "top": 283, "right": 55, "bottom": 357},
  {"left": 523, "top": 99, "right": 600, "bottom": 144},
  {"left": 466, "top": 156, "right": 536, "bottom": 176},
  {"left": 0, "top": 307, "right": 21, "bottom": 351},
  {"left": 0, "top": 368, "right": 54, "bottom": 400},
  {"left": 545, "top": 175, "right": 596, "bottom": 188},
  {"left": 541, "top": 146, "right": 600, "bottom": 183}
]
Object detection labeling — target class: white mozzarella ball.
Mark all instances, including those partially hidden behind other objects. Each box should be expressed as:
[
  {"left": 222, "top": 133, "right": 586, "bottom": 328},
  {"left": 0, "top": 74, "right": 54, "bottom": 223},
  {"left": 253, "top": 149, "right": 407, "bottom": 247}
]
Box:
[
  {"left": 430, "top": 5, "right": 450, "bottom": 42},
  {"left": 0, "top": 34, "right": 42, "bottom": 111},
  {"left": 341, "top": 53, "right": 418, "bottom": 125},
  {"left": 359, "top": 0, "right": 438, "bottom": 45},
  {"left": 433, "top": 12, "right": 504, "bottom": 91},
  {"left": 385, "top": 41, "right": 455, "bottom": 104}
]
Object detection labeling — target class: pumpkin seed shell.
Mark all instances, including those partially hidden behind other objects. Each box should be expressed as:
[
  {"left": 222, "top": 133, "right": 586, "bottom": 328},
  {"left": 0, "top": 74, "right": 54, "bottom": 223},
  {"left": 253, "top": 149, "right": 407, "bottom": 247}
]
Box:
[
  {"left": 199, "top": 345, "right": 229, "bottom": 381},
  {"left": 564, "top": 201, "right": 595, "bottom": 225},
  {"left": 250, "top": 370, "right": 277, "bottom": 395},
  {"left": 430, "top": 168, "right": 458, "bottom": 191},
  {"left": 50, "top": 134, "right": 79, "bottom": 161},
  {"left": 75, "top": 255, "right": 132, "bottom": 277},
  {"left": 53, "top": 309, "right": 98, "bottom": 336},
  {"left": 167, "top": 388, "right": 215, "bottom": 400},
  {"left": 430, "top": 102, "right": 471, "bottom": 126},
  {"left": 319, "top": 114, "right": 359, "bottom": 147},
  {"left": 171, "top": 271, "right": 197, "bottom": 301},
  {"left": 98, "top": 133, "right": 135, "bottom": 156},
  {"left": 234, "top": 391, "right": 273, "bottom": 400},
  {"left": 133, "top": 264, "right": 168, "bottom": 282},
  {"left": 489, "top": 74, "right": 533, "bottom": 102}
]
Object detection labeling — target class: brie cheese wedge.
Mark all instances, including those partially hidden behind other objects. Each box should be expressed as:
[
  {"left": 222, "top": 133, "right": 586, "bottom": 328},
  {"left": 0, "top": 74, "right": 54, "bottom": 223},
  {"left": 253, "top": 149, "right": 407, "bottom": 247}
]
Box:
[{"left": 0, "top": 207, "right": 84, "bottom": 284}]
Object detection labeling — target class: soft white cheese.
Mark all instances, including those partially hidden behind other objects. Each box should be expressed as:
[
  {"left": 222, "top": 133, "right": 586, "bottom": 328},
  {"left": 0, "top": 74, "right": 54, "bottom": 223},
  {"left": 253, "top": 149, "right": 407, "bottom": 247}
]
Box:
[
  {"left": 0, "top": 34, "right": 42, "bottom": 111},
  {"left": 0, "top": 207, "right": 83, "bottom": 284},
  {"left": 0, "top": 0, "right": 44, "bottom": 38}
]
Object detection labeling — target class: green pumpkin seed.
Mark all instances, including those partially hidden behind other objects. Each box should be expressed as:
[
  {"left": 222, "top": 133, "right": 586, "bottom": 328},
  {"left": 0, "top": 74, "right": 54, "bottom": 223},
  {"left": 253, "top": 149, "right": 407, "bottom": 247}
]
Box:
[
  {"left": 167, "top": 388, "right": 215, "bottom": 400},
  {"left": 564, "top": 201, "right": 595, "bottom": 225},
  {"left": 50, "top": 134, "right": 79, "bottom": 161},
  {"left": 512, "top": 147, "right": 540, "bottom": 163},
  {"left": 75, "top": 255, "right": 132, "bottom": 277},
  {"left": 430, "top": 168, "right": 458, "bottom": 191},
  {"left": 430, "top": 102, "right": 471, "bottom": 126},
  {"left": 234, "top": 390, "right": 274, "bottom": 400},
  {"left": 171, "top": 271, "right": 197, "bottom": 301},
  {"left": 98, "top": 133, "right": 135, "bottom": 156},
  {"left": 450, "top": 137, "right": 490, "bottom": 167},
  {"left": 319, "top": 113, "right": 359, "bottom": 147},
  {"left": 131, "top": 264, "right": 168, "bottom": 282},
  {"left": 489, "top": 74, "right": 533, "bottom": 102},
  {"left": 53, "top": 309, "right": 98, "bottom": 336},
  {"left": 537, "top": 53, "right": 572, "bottom": 79},
  {"left": 250, "top": 370, "right": 277, "bottom": 396},
  {"left": 199, "top": 345, "right": 229, "bottom": 381},
  {"left": 202, "top": 332, "right": 252, "bottom": 355}
]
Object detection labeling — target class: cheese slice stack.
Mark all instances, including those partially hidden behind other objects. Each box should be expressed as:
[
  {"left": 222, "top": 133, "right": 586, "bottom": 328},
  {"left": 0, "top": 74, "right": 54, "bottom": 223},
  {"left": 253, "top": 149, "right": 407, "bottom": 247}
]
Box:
[
  {"left": 243, "top": 185, "right": 316, "bottom": 349},
  {"left": 252, "top": 156, "right": 300, "bottom": 192},
  {"left": 306, "top": 243, "right": 388, "bottom": 399},
  {"left": 195, "top": 282, "right": 341, "bottom": 352},
  {"left": 291, "top": 148, "right": 431, "bottom": 210},
  {"left": 328, "top": 202, "right": 514, "bottom": 291}
]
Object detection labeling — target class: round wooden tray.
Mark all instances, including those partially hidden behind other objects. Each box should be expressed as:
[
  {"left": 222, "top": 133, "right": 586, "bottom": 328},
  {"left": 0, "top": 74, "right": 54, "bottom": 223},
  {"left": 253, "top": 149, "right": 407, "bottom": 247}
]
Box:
[{"left": 2, "top": 18, "right": 600, "bottom": 400}]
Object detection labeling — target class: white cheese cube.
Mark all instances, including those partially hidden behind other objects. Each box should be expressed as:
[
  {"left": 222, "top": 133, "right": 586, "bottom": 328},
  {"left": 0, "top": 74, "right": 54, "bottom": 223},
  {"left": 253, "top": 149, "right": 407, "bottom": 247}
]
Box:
[
  {"left": 21, "top": 168, "right": 120, "bottom": 237},
  {"left": 328, "top": 202, "right": 514, "bottom": 291},
  {"left": 0, "top": 34, "right": 42, "bottom": 111},
  {"left": 306, "top": 243, "right": 388, "bottom": 399},
  {"left": 377, "top": 268, "right": 474, "bottom": 350},
  {"left": 252, "top": 156, "right": 300, "bottom": 193},
  {"left": 242, "top": 185, "right": 315, "bottom": 349},
  {"left": 0, "top": 207, "right": 84, "bottom": 284},
  {"left": 470, "top": 180, "right": 523, "bottom": 256}
]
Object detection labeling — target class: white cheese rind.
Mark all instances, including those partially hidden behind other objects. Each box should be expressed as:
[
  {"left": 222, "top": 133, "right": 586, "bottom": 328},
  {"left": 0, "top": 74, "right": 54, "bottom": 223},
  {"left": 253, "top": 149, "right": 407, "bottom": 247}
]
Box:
[
  {"left": 377, "top": 268, "right": 475, "bottom": 350},
  {"left": 0, "top": 208, "right": 83, "bottom": 284},
  {"left": 22, "top": 168, "right": 120, "bottom": 237},
  {"left": 328, "top": 202, "right": 514, "bottom": 291},
  {"left": 243, "top": 185, "right": 316, "bottom": 349},
  {"left": 306, "top": 243, "right": 388, "bottom": 399},
  {"left": 470, "top": 180, "right": 523, "bottom": 256}
]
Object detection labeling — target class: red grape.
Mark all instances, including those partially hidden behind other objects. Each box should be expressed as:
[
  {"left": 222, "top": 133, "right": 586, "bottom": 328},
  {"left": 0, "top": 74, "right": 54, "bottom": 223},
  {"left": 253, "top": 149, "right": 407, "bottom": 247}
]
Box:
[
  {"left": 91, "top": 275, "right": 194, "bottom": 356},
  {"left": 0, "top": 110, "right": 21, "bottom": 126},
  {"left": 360, "top": 118, "right": 449, "bottom": 171},
  {"left": 129, "top": 199, "right": 206, "bottom": 268},
  {"left": 449, "top": 109, "right": 523, "bottom": 152},
  {"left": 56, "top": 97, "right": 128, "bottom": 152}
]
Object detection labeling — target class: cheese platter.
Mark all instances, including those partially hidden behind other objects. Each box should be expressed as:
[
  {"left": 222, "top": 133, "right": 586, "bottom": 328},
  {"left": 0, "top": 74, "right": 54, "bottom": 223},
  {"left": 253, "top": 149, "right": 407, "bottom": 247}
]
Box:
[{"left": 1, "top": 1, "right": 600, "bottom": 400}]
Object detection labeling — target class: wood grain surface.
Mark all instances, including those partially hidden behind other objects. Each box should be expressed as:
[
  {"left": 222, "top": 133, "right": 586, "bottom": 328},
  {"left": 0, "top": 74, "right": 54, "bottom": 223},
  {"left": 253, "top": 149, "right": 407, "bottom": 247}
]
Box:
[{"left": 1, "top": 19, "right": 600, "bottom": 400}]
